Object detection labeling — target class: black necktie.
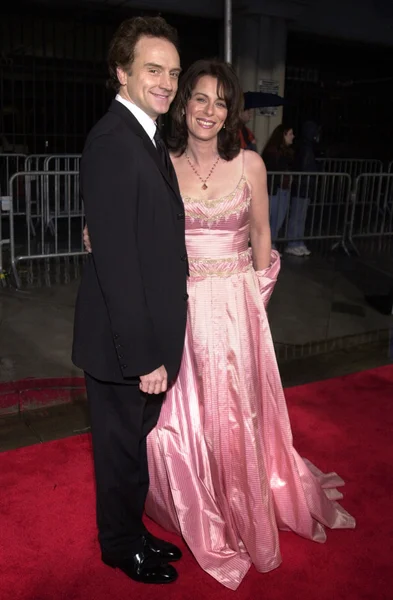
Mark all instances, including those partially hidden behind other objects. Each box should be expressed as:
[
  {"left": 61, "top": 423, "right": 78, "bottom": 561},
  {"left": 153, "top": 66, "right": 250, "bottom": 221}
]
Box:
[{"left": 154, "top": 127, "right": 172, "bottom": 176}]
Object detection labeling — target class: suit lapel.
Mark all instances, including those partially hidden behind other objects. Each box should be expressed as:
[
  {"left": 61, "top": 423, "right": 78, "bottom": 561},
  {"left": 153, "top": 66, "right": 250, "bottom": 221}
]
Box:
[
  {"left": 141, "top": 135, "right": 182, "bottom": 199},
  {"left": 108, "top": 100, "right": 183, "bottom": 205}
]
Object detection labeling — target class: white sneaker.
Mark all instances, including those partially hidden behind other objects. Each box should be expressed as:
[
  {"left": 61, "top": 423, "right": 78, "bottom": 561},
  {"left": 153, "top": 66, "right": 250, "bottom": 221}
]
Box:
[
  {"left": 284, "top": 246, "right": 306, "bottom": 257},
  {"left": 300, "top": 244, "right": 311, "bottom": 256}
]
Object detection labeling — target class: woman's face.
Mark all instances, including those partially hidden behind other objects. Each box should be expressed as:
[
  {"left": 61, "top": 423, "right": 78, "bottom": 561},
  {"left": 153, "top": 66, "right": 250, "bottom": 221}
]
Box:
[
  {"left": 185, "top": 75, "right": 228, "bottom": 142},
  {"left": 241, "top": 108, "right": 253, "bottom": 124},
  {"left": 284, "top": 128, "right": 295, "bottom": 146}
]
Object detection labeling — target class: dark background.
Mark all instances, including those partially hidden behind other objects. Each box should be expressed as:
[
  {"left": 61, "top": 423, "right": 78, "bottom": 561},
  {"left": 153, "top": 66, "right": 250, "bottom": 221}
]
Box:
[
  {"left": 1, "top": 1, "right": 392, "bottom": 159},
  {"left": 285, "top": 32, "right": 393, "bottom": 160}
]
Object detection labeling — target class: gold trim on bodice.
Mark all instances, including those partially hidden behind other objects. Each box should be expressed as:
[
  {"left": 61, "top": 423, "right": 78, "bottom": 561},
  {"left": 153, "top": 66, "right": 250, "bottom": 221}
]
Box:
[
  {"left": 188, "top": 248, "right": 253, "bottom": 278},
  {"left": 182, "top": 176, "right": 248, "bottom": 207}
]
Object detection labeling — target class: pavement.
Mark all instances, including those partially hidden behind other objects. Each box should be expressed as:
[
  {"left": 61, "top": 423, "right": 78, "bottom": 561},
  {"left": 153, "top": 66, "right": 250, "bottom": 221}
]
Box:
[
  {"left": 0, "top": 250, "right": 392, "bottom": 382},
  {"left": 0, "top": 247, "right": 392, "bottom": 451}
]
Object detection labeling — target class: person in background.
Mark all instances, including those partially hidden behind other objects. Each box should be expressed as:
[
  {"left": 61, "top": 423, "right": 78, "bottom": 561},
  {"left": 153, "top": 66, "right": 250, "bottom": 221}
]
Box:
[
  {"left": 294, "top": 120, "right": 320, "bottom": 173},
  {"left": 239, "top": 104, "right": 257, "bottom": 152},
  {"left": 286, "top": 120, "right": 321, "bottom": 256},
  {"left": 262, "top": 124, "right": 295, "bottom": 253}
]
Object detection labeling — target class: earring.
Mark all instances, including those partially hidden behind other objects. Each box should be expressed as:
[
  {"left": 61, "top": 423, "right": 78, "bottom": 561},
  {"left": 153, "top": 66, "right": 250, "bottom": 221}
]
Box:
[
  {"left": 223, "top": 123, "right": 226, "bottom": 129},
  {"left": 181, "top": 109, "right": 185, "bottom": 116}
]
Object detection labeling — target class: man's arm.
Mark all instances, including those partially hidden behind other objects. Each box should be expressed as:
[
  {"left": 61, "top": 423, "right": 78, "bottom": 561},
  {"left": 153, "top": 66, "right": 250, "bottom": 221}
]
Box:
[{"left": 81, "top": 134, "right": 162, "bottom": 379}]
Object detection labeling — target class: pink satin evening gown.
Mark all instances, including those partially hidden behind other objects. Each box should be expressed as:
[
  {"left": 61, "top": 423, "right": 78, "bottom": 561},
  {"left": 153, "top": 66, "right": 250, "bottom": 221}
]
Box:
[{"left": 145, "top": 154, "right": 355, "bottom": 590}]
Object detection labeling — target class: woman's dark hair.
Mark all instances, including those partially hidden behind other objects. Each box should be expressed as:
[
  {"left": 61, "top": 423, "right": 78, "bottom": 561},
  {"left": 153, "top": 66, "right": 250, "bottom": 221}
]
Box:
[
  {"left": 262, "top": 124, "right": 293, "bottom": 157},
  {"left": 168, "top": 59, "right": 243, "bottom": 161},
  {"left": 107, "top": 16, "right": 179, "bottom": 92}
]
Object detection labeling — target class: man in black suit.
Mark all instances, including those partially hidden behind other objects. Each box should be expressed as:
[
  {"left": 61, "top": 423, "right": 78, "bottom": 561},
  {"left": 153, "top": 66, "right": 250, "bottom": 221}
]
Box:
[{"left": 72, "top": 17, "right": 188, "bottom": 584}]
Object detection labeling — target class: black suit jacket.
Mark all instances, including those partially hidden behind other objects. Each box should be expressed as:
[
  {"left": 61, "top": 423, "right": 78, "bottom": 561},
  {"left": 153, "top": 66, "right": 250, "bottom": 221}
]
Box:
[{"left": 72, "top": 100, "right": 188, "bottom": 383}]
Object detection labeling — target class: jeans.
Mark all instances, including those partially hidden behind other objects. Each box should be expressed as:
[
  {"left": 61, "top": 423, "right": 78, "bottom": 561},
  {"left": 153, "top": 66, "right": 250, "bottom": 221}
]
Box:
[
  {"left": 269, "top": 189, "right": 309, "bottom": 248},
  {"left": 269, "top": 188, "right": 290, "bottom": 244},
  {"left": 287, "top": 196, "right": 310, "bottom": 247}
]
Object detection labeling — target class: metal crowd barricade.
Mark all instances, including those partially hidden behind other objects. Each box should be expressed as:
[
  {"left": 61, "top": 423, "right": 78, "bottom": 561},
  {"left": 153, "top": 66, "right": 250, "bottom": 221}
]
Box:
[
  {"left": 1, "top": 154, "right": 83, "bottom": 245},
  {"left": 43, "top": 155, "right": 82, "bottom": 231},
  {"left": 43, "top": 154, "right": 81, "bottom": 171},
  {"left": 15, "top": 154, "right": 52, "bottom": 230},
  {"left": 9, "top": 171, "right": 86, "bottom": 288},
  {"left": 317, "top": 158, "right": 383, "bottom": 183},
  {"left": 0, "top": 195, "right": 11, "bottom": 281},
  {"left": 0, "top": 153, "right": 27, "bottom": 214},
  {"left": 0, "top": 153, "right": 27, "bottom": 193},
  {"left": 267, "top": 171, "right": 352, "bottom": 252},
  {"left": 348, "top": 173, "right": 393, "bottom": 253},
  {"left": 8, "top": 154, "right": 82, "bottom": 235},
  {"left": 0, "top": 154, "right": 26, "bottom": 280},
  {"left": 24, "top": 154, "right": 50, "bottom": 173},
  {"left": 388, "top": 160, "right": 393, "bottom": 174}
]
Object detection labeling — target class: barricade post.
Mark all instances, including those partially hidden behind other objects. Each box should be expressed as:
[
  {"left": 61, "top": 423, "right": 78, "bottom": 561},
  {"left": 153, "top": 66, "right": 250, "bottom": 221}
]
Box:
[
  {"left": 348, "top": 173, "right": 393, "bottom": 253},
  {"left": 266, "top": 171, "right": 352, "bottom": 253},
  {"left": 9, "top": 170, "right": 86, "bottom": 288}
]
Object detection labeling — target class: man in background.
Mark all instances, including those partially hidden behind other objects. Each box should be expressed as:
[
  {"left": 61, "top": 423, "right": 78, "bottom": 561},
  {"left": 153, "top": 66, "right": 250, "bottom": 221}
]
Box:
[{"left": 239, "top": 104, "right": 258, "bottom": 152}]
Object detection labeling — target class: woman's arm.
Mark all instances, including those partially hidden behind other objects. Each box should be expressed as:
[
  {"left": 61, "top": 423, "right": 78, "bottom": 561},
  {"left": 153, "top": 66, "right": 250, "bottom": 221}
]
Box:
[{"left": 245, "top": 150, "right": 272, "bottom": 270}]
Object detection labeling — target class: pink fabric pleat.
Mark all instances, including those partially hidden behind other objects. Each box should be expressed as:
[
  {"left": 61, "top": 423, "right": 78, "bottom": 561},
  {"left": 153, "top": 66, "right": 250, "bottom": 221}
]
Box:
[{"left": 146, "top": 174, "right": 355, "bottom": 590}]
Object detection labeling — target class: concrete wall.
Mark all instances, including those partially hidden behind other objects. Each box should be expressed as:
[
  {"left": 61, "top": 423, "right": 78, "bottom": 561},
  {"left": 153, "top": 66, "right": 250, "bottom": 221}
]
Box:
[{"left": 234, "top": 15, "right": 287, "bottom": 153}]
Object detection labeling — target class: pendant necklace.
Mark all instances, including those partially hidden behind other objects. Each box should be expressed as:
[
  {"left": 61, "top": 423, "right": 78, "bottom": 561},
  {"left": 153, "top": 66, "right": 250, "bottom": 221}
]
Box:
[{"left": 184, "top": 150, "right": 220, "bottom": 190}]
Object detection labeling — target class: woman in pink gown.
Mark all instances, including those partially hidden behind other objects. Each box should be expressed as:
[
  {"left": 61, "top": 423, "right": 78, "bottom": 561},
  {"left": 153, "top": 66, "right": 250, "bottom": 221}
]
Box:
[{"left": 144, "top": 59, "right": 355, "bottom": 590}]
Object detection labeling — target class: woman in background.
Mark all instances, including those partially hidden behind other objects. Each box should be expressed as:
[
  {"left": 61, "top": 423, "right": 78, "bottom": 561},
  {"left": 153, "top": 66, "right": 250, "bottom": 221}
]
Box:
[{"left": 263, "top": 124, "right": 311, "bottom": 256}]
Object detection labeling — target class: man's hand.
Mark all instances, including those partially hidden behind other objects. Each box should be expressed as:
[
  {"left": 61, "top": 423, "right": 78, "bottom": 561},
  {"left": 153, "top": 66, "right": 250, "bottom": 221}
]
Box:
[
  {"left": 140, "top": 365, "right": 168, "bottom": 395},
  {"left": 83, "top": 225, "right": 92, "bottom": 253}
]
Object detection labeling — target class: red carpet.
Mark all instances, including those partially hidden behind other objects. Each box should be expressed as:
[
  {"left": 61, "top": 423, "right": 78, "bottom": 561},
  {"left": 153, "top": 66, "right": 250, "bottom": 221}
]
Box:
[{"left": 1, "top": 365, "right": 392, "bottom": 600}]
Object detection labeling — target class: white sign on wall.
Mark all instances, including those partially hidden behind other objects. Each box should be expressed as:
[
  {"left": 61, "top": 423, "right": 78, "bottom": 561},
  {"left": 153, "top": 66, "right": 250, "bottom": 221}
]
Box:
[{"left": 258, "top": 79, "right": 280, "bottom": 116}]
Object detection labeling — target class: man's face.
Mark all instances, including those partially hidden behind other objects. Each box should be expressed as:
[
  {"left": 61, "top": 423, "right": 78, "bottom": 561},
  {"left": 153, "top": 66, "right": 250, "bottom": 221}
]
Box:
[{"left": 117, "top": 35, "right": 181, "bottom": 120}]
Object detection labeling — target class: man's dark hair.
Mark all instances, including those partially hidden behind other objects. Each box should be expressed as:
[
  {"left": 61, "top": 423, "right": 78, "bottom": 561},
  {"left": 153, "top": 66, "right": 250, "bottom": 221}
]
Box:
[
  {"left": 168, "top": 59, "right": 242, "bottom": 161},
  {"left": 107, "top": 16, "right": 179, "bottom": 92}
]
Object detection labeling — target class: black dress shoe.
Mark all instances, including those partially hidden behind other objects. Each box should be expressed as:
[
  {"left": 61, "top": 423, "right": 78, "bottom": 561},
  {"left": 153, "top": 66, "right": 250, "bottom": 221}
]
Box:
[
  {"left": 142, "top": 532, "right": 182, "bottom": 562},
  {"left": 102, "top": 546, "right": 178, "bottom": 584}
]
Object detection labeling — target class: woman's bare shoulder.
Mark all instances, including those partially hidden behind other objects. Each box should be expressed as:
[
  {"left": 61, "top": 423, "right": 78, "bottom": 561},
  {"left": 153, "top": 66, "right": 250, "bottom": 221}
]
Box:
[{"left": 244, "top": 149, "right": 266, "bottom": 177}]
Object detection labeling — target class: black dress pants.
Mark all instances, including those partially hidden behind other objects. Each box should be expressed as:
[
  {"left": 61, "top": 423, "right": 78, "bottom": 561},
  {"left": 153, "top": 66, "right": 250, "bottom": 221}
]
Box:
[{"left": 85, "top": 372, "right": 164, "bottom": 556}]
